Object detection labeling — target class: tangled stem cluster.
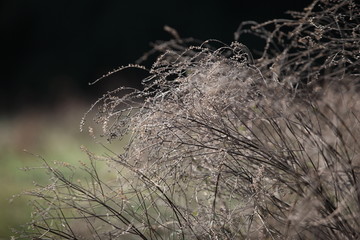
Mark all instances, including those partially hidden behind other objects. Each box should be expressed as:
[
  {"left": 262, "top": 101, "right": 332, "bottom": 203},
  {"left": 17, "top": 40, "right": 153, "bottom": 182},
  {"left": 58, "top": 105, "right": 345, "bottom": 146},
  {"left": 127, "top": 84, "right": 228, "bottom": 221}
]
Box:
[{"left": 20, "top": 0, "right": 360, "bottom": 239}]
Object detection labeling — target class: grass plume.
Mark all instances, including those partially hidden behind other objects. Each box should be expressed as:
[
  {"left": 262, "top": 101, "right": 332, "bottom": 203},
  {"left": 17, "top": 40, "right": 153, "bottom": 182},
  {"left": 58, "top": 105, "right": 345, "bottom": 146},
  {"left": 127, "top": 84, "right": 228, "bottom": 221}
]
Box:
[{"left": 18, "top": 0, "right": 360, "bottom": 239}]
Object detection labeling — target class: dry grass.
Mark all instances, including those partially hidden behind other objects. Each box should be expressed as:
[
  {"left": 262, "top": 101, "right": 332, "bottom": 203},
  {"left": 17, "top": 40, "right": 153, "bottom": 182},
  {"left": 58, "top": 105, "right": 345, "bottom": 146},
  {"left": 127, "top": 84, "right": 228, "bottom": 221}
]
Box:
[{"left": 17, "top": 0, "right": 360, "bottom": 239}]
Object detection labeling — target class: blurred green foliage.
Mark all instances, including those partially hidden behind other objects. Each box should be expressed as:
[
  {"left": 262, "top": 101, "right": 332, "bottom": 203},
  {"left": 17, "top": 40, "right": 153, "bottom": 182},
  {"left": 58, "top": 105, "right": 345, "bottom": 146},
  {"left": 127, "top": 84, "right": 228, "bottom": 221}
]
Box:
[{"left": 0, "top": 104, "right": 108, "bottom": 239}]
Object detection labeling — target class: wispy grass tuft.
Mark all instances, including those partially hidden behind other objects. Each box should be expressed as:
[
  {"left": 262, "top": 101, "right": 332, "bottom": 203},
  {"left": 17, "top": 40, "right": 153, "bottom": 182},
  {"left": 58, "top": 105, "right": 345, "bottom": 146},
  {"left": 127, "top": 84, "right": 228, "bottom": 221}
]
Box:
[{"left": 17, "top": 0, "right": 360, "bottom": 239}]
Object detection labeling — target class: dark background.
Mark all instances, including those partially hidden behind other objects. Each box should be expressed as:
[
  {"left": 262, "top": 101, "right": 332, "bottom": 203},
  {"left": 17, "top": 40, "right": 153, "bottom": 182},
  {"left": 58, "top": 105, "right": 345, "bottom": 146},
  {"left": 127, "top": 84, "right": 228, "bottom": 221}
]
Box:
[{"left": 1, "top": 0, "right": 313, "bottom": 114}]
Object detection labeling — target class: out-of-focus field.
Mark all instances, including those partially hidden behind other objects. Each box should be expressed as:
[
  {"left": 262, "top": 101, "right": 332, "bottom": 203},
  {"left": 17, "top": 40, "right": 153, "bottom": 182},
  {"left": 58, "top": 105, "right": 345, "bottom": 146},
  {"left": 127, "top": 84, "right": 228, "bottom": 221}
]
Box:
[{"left": 0, "top": 101, "right": 114, "bottom": 239}]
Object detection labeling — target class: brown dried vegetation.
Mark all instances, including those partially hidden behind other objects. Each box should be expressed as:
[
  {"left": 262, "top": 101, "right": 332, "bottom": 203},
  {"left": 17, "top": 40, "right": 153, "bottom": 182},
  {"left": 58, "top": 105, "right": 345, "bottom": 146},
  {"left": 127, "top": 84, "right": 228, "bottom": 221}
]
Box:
[{"left": 19, "top": 0, "right": 360, "bottom": 239}]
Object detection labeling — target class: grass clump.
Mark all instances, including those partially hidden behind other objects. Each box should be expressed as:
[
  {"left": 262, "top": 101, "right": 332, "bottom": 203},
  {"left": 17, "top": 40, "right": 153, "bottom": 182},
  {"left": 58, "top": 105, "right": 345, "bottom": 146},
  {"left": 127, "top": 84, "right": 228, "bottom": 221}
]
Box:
[{"left": 18, "top": 0, "right": 360, "bottom": 239}]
